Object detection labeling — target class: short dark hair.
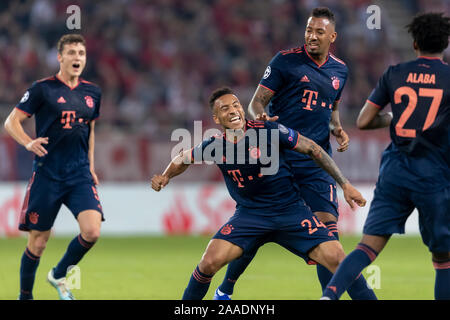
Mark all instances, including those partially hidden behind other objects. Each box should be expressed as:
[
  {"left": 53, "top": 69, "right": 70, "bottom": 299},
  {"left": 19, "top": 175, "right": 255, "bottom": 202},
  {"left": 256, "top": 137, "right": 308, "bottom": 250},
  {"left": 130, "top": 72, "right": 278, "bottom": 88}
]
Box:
[
  {"left": 208, "top": 87, "right": 234, "bottom": 109},
  {"left": 407, "top": 13, "right": 450, "bottom": 53},
  {"left": 311, "top": 7, "right": 335, "bottom": 25},
  {"left": 57, "top": 34, "right": 86, "bottom": 54}
]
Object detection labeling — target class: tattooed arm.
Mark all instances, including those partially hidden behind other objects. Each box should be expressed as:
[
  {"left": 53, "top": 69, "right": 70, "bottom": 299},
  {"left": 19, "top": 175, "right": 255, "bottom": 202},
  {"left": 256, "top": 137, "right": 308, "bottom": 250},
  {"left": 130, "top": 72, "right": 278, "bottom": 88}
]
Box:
[
  {"left": 248, "top": 85, "right": 279, "bottom": 121},
  {"left": 293, "top": 134, "right": 366, "bottom": 209},
  {"left": 151, "top": 149, "right": 192, "bottom": 191}
]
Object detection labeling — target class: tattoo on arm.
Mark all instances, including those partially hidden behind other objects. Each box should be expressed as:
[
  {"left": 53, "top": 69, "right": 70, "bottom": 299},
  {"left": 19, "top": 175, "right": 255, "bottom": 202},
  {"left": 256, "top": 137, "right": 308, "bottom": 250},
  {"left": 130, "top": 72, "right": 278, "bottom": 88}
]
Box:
[
  {"left": 296, "top": 135, "right": 348, "bottom": 186},
  {"left": 249, "top": 86, "right": 275, "bottom": 118}
]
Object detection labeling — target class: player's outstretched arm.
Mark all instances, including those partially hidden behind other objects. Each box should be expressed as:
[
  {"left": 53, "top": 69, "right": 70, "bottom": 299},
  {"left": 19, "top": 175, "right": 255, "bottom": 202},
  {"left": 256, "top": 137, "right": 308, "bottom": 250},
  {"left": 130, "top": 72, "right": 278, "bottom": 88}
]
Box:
[
  {"left": 151, "top": 149, "right": 192, "bottom": 192},
  {"left": 4, "top": 108, "right": 48, "bottom": 157},
  {"left": 356, "top": 101, "right": 392, "bottom": 130},
  {"left": 293, "top": 134, "right": 366, "bottom": 209},
  {"left": 248, "top": 85, "right": 278, "bottom": 121}
]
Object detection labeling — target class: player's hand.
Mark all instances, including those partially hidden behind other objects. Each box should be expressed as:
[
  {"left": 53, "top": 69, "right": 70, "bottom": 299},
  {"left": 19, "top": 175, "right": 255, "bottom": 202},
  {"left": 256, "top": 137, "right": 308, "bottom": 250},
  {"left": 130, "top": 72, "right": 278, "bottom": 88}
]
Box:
[
  {"left": 256, "top": 113, "right": 279, "bottom": 122},
  {"left": 342, "top": 183, "right": 366, "bottom": 210},
  {"left": 332, "top": 127, "right": 349, "bottom": 152},
  {"left": 151, "top": 174, "right": 169, "bottom": 192},
  {"left": 91, "top": 169, "right": 99, "bottom": 185},
  {"left": 25, "top": 137, "right": 49, "bottom": 157}
]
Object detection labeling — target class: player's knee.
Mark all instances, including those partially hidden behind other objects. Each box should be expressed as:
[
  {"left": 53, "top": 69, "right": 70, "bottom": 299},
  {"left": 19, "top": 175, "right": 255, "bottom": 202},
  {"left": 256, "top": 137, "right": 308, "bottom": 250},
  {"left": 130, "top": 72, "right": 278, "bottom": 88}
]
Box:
[
  {"left": 29, "top": 237, "right": 47, "bottom": 256},
  {"left": 199, "top": 254, "right": 226, "bottom": 275},
  {"left": 322, "top": 242, "right": 345, "bottom": 270},
  {"left": 81, "top": 228, "right": 101, "bottom": 243}
]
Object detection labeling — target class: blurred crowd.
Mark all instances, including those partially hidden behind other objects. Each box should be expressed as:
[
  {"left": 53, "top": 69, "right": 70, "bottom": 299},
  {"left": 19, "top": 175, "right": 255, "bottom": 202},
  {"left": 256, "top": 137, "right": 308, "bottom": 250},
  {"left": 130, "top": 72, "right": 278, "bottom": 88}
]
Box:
[{"left": 0, "top": 0, "right": 448, "bottom": 140}]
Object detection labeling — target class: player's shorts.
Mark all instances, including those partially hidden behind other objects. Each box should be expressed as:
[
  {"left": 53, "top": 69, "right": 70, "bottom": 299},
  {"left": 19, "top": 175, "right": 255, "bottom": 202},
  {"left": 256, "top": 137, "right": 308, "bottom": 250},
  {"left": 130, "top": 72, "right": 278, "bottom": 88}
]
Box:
[
  {"left": 18, "top": 170, "right": 104, "bottom": 232},
  {"left": 363, "top": 177, "right": 450, "bottom": 252},
  {"left": 293, "top": 166, "right": 339, "bottom": 218},
  {"left": 213, "top": 201, "right": 337, "bottom": 264}
]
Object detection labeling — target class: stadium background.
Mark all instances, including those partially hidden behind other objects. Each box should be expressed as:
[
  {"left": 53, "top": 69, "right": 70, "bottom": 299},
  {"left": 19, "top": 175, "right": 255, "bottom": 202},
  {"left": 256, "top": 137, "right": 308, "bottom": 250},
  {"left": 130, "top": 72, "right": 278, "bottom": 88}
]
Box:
[{"left": 0, "top": 0, "right": 448, "bottom": 300}]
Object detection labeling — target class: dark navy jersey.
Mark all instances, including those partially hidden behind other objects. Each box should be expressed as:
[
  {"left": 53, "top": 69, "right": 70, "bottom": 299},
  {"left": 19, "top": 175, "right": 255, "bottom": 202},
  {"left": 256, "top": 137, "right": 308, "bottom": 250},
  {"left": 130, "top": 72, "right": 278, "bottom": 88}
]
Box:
[
  {"left": 15, "top": 75, "right": 101, "bottom": 181},
  {"left": 191, "top": 120, "right": 302, "bottom": 213},
  {"left": 260, "top": 45, "right": 348, "bottom": 167},
  {"left": 367, "top": 57, "right": 450, "bottom": 192}
]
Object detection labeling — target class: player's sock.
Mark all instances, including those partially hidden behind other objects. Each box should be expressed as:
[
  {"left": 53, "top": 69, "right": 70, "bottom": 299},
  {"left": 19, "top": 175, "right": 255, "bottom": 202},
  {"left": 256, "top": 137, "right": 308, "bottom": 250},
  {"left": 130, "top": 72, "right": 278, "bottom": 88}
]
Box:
[
  {"left": 433, "top": 259, "right": 450, "bottom": 300},
  {"left": 53, "top": 234, "right": 96, "bottom": 279},
  {"left": 19, "top": 247, "right": 40, "bottom": 300},
  {"left": 315, "top": 223, "right": 376, "bottom": 300},
  {"left": 218, "top": 251, "right": 256, "bottom": 295},
  {"left": 322, "top": 242, "right": 378, "bottom": 300},
  {"left": 182, "top": 266, "right": 213, "bottom": 300}
]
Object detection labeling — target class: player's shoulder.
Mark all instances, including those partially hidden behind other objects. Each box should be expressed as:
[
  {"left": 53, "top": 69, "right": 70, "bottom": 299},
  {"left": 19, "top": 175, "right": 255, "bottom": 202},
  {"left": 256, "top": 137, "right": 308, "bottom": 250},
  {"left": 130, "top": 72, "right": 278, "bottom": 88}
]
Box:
[
  {"left": 329, "top": 53, "right": 348, "bottom": 71},
  {"left": 80, "top": 78, "right": 102, "bottom": 95},
  {"left": 32, "top": 75, "right": 57, "bottom": 88},
  {"left": 271, "top": 47, "right": 304, "bottom": 64}
]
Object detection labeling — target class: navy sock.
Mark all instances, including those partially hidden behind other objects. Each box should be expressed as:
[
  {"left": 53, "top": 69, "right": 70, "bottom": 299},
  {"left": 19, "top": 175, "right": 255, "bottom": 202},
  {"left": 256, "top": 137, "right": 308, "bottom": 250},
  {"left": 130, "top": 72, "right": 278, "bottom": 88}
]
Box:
[
  {"left": 182, "top": 266, "right": 213, "bottom": 300},
  {"left": 316, "top": 223, "right": 377, "bottom": 300},
  {"left": 322, "top": 243, "right": 378, "bottom": 300},
  {"left": 19, "top": 247, "right": 40, "bottom": 300},
  {"left": 219, "top": 250, "right": 257, "bottom": 295},
  {"left": 53, "top": 234, "right": 96, "bottom": 279},
  {"left": 433, "top": 259, "right": 450, "bottom": 300}
]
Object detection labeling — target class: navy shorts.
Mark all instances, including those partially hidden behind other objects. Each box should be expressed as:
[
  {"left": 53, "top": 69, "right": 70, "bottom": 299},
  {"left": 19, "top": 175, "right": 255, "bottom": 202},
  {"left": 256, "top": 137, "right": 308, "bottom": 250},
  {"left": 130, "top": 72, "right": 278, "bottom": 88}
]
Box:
[
  {"left": 293, "top": 166, "right": 338, "bottom": 218},
  {"left": 19, "top": 171, "right": 104, "bottom": 232},
  {"left": 213, "top": 201, "right": 337, "bottom": 264},
  {"left": 363, "top": 177, "right": 450, "bottom": 253}
]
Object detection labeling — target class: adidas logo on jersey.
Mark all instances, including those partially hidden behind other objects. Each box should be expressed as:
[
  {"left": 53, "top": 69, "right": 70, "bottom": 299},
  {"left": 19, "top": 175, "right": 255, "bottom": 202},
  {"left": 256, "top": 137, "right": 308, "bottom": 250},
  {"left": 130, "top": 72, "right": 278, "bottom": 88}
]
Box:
[
  {"left": 300, "top": 75, "right": 310, "bottom": 82},
  {"left": 57, "top": 96, "right": 66, "bottom": 103}
]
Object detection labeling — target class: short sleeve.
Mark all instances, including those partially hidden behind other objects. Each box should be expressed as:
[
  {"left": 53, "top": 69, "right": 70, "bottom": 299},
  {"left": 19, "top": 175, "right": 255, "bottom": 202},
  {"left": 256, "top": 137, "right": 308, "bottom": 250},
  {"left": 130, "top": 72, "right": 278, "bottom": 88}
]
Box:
[
  {"left": 191, "top": 136, "right": 217, "bottom": 162},
  {"left": 15, "top": 82, "right": 44, "bottom": 117},
  {"left": 259, "top": 52, "right": 286, "bottom": 93},
  {"left": 335, "top": 71, "right": 348, "bottom": 102},
  {"left": 367, "top": 66, "right": 391, "bottom": 110},
  {"left": 266, "top": 121, "right": 300, "bottom": 150}
]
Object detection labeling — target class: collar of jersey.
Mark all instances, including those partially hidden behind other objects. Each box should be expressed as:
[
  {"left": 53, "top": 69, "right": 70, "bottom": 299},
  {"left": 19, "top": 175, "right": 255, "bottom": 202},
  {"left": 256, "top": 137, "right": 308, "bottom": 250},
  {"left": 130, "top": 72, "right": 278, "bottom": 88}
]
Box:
[
  {"left": 55, "top": 74, "right": 81, "bottom": 90},
  {"left": 303, "top": 44, "right": 330, "bottom": 68},
  {"left": 417, "top": 56, "right": 445, "bottom": 64}
]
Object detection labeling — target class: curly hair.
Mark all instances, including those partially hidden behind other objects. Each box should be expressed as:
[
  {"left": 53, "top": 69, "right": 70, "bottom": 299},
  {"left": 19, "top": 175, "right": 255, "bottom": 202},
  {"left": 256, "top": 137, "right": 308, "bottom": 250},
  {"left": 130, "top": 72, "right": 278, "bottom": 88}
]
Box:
[{"left": 407, "top": 13, "right": 450, "bottom": 53}]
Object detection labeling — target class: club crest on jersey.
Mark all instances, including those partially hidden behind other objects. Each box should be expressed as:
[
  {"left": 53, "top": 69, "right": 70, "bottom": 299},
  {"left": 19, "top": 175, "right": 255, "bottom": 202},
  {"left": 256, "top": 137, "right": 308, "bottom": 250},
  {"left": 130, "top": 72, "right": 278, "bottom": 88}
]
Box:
[
  {"left": 84, "top": 96, "right": 94, "bottom": 108},
  {"left": 249, "top": 146, "right": 261, "bottom": 159},
  {"left": 331, "top": 76, "right": 340, "bottom": 90},
  {"left": 220, "top": 224, "right": 234, "bottom": 235},
  {"left": 263, "top": 66, "right": 271, "bottom": 79},
  {"left": 29, "top": 212, "right": 39, "bottom": 224}
]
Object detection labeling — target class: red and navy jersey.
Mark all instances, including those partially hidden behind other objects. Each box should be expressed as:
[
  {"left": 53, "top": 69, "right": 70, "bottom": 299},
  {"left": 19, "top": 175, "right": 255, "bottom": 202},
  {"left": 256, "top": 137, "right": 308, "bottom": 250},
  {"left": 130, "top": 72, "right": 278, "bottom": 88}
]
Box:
[
  {"left": 15, "top": 75, "right": 101, "bottom": 181},
  {"left": 367, "top": 57, "right": 450, "bottom": 191},
  {"left": 191, "top": 120, "right": 303, "bottom": 213},
  {"left": 259, "top": 45, "right": 348, "bottom": 168}
]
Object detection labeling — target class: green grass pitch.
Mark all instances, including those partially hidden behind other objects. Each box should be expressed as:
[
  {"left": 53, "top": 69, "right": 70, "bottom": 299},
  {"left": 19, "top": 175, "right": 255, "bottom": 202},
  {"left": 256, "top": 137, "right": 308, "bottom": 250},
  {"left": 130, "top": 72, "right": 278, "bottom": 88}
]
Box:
[{"left": 0, "top": 235, "right": 435, "bottom": 300}]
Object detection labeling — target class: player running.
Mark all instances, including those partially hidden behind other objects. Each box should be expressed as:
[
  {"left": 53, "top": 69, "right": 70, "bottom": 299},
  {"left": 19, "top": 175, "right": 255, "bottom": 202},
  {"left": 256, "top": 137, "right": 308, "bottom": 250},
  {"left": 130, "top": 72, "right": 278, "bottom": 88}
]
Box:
[
  {"left": 4, "top": 34, "right": 104, "bottom": 300},
  {"left": 151, "top": 87, "right": 367, "bottom": 300},
  {"left": 214, "top": 7, "right": 376, "bottom": 300},
  {"left": 321, "top": 12, "right": 450, "bottom": 300}
]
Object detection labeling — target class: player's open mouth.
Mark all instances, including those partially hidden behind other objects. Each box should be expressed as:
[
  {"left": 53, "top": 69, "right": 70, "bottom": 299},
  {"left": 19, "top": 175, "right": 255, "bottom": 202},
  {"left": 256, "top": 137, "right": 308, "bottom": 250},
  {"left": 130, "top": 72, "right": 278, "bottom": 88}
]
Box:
[
  {"left": 230, "top": 116, "right": 241, "bottom": 123},
  {"left": 308, "top": 43, "right": 319, "bottom": 49},
  {"left": 72, "top": 63, "right": 80, "bottom": 69}
]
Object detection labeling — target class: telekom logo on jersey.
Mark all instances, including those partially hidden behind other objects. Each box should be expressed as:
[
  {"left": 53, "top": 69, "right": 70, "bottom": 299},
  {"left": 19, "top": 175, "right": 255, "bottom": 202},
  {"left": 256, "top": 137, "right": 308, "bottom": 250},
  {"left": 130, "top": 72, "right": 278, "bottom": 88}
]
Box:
[
  {"left": 302, "top": 89, "right": 333, "bottom": 111},
  {"left": 171, "top": 121, "right": 281, "bottom": 176}
]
